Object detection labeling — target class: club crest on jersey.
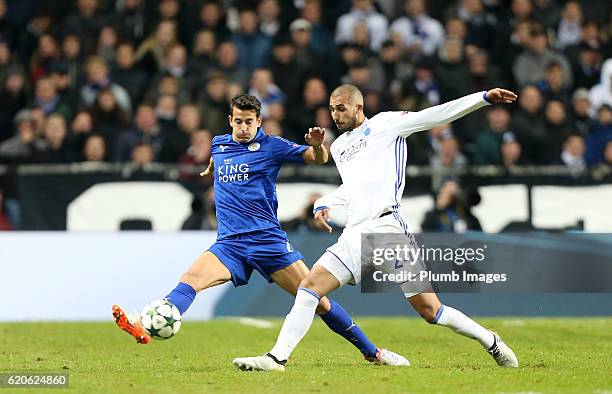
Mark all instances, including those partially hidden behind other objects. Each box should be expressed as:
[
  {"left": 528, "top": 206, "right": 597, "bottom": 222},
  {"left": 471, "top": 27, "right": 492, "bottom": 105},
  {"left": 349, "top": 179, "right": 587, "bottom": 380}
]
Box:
[
  {"left": 339, "top": 139, "right": 367, "bottom": 162},
  {"left": 248, "top": 142, "right": 260, "bottom": 151}
]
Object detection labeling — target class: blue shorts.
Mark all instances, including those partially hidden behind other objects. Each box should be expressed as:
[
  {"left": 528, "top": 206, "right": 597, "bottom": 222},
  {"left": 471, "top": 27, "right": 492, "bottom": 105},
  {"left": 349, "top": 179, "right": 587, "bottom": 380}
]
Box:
[{"left": 207, "top": 227, "right": 304, "bottom": 287}]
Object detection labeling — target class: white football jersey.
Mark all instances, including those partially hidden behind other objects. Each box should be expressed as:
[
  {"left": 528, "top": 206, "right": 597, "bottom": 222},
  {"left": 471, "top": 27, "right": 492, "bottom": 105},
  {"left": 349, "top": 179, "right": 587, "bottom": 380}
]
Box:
[{"left": 315, "top": 92, "right": 490, "bottom": 228}]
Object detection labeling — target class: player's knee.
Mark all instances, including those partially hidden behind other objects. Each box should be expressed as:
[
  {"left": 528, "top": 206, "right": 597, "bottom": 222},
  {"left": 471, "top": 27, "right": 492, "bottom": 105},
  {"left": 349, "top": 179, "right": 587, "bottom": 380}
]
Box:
[
  {"left": 417, "top": 304, "right": 439, "bottom": 323},
  {"left": 299, "top": 277, "right": 316, "bottom": 291},
  {"left": 315, "top": 296, "right": 332, "bottom": 315}
]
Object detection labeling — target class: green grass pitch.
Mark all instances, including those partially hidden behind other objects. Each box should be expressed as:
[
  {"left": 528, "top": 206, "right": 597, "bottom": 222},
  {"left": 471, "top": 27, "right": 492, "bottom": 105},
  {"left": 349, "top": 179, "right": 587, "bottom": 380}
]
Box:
[{"left": 1, "top": 318, "right": 611, "bottom": 393}]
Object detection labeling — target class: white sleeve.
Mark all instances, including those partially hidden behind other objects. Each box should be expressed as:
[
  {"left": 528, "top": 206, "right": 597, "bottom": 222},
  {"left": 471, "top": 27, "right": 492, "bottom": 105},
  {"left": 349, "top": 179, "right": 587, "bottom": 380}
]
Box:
[
  {"left": 313, "top": 184, "right": 349, "bottom": 213},
  {"left": 369, "top": 15, "right": 389, "bottom": 51},
  {"left": 422, "top": 21, "right": 444, "bottom": 56},
  {"left": 335, "top": 15, "right": 353, "bottom": 44},
  {"left": 381, "top": 91, "right": 491, "bottom": 138}
]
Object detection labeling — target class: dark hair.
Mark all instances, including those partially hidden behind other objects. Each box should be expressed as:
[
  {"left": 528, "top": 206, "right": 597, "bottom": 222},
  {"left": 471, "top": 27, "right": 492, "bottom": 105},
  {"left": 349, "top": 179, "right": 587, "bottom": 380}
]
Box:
[
  {"left": 86, "top": 132, "right": 106, "bottom": 142},
  {"left": 581, "top": 20, "right": 599, "bottom": 29},
  {"left": 563, "top": 132, "right": 584, "bottom": 144},
  {"left": 133, "top": 142, "right": 152, "bottom": 150},
  {"left": 230, "top": 94, "right": 261, "bottom": 117},
  {"left": 117, "top": 40, "right": 135, "bottom": 49},
  {"left": 238, "top": 5, "right": 257, "bottom": 14},
  {"left": 530, "top": 24, "right": 546, "bottom": 37}
]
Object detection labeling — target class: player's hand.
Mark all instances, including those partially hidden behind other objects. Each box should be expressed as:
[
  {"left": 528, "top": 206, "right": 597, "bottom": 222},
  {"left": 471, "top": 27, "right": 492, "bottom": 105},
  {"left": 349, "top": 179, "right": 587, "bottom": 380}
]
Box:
[
  {"left": 199, "top": 158, "right": 214, "bottom": 176},
  {"left": 485, "top": 88, "right": 518, "bottom": 104},
  {"left": 305, "top": 127, "right": 325, "bottom": 147},
  {"left": 314, "top": 208, "right": 333, "bottom": 233}
]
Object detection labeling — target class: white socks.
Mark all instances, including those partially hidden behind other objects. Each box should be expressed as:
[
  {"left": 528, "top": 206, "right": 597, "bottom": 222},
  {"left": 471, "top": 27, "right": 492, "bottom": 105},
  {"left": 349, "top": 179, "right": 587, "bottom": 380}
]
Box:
[
  {"left": 269, "top": 288, "right": 319, "bottom": 361},
  {"left": 433, "top": 305, "right": 495, "bottom": 349}
]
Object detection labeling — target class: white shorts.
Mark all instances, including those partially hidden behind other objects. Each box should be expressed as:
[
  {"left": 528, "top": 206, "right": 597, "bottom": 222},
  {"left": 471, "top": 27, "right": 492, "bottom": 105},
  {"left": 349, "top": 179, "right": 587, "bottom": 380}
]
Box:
[{"left": 314, "top": 213, "right": 428, "bottom": 297}]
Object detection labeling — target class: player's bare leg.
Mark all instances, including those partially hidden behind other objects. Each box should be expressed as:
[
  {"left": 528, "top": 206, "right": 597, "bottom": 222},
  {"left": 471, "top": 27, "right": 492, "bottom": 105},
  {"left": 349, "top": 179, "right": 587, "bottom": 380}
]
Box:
[
  {"left": 178, "top": 251, "right": 232, "bottom": 292},
  {"left": 113, "top": 251, "right": 231, "bottom": 344},
  {"left": 407, "top": 291, "right": 518, "bottom": 367},
  {"left": 268, "top": 260, "right": 331, "bottom": 314},
  {"left": 297, "top": 264, "right": 342, "bottom": 296}
]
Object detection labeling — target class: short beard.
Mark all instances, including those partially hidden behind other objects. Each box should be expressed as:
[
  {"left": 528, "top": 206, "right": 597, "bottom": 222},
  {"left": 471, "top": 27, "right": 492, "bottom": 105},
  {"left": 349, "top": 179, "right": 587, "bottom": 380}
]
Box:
[{"left": 336, "top": 115, "right": 357, "bottom": 133}]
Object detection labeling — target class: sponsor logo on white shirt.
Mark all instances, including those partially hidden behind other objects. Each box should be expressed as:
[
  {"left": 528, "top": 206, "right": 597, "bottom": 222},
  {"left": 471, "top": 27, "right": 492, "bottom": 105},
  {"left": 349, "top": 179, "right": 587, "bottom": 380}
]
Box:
[{"left": 339, "top": 139, "right": 367, "bottom": 162}]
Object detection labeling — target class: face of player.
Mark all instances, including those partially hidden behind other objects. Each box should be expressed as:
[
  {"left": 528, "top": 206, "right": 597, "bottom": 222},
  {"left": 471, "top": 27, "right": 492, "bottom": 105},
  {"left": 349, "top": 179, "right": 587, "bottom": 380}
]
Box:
[
  {"left": 329, "top": 94, "right": 362, "bottom": 132},
  {"left": 229, "top": 107, "right": 262, "bottom": 143}
]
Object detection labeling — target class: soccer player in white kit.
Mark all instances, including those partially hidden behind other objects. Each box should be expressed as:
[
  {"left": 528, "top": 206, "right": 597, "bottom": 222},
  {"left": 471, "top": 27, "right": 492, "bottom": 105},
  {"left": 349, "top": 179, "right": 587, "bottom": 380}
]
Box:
[{"left": 233, "top": 85, "right": 519, "bottom": 371}]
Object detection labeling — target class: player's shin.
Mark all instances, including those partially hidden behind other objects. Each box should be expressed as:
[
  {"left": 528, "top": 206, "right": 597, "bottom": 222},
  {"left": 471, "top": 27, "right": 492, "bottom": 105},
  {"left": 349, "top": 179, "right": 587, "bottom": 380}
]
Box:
[
  {"left": 269, "top": 287, "right": 319, "bottom": 362},
  {"left": 431, "top": 304, "right": 495, "bottom": 348},
  {"left": 320, "top": 300, "right": 378, "bottom": 359},
  {"left": 164, "top": 282, "right": 197, "bottom": 315}
]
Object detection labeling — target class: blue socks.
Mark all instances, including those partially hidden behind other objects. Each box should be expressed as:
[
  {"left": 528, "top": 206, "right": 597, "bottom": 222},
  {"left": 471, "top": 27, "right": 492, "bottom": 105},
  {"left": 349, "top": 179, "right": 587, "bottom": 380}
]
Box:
[
  {"left": 165, "top": 282, "right": 197, "bottom": 315},
  {"left": 320, "top": 300, "right": 378, "bottom": 359}
]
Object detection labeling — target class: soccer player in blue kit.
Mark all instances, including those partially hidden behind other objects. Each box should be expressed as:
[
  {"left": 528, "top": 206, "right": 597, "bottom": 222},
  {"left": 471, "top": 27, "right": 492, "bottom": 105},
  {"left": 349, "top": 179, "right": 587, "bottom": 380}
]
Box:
[{"left": 113, "top": 94, "right": 408, "bottom": 367}]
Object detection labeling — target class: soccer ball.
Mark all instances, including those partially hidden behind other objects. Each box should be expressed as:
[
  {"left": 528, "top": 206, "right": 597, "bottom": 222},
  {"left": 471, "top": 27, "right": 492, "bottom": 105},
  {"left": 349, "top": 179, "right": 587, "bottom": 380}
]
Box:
[{"left": 140, "top": 300, "right": 182, "bottom": 340}]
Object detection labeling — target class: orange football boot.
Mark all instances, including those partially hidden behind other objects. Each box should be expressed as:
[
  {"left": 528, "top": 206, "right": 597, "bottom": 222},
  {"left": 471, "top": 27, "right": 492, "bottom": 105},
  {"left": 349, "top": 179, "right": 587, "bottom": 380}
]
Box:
[{"left": 112, "top": 304, "right": 151, "bottom": 344}]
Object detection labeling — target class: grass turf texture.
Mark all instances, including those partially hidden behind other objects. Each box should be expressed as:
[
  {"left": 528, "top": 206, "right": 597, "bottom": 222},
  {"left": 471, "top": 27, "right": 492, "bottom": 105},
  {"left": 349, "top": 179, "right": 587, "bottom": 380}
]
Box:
[{"left": 1, "top": 318, "right": 611, "bottom": 393}]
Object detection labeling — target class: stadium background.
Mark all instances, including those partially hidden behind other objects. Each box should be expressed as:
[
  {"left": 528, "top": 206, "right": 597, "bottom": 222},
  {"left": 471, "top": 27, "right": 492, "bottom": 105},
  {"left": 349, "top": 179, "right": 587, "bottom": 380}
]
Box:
[{"left": 0, "top": 0, "right": 611, "bottom": 321}]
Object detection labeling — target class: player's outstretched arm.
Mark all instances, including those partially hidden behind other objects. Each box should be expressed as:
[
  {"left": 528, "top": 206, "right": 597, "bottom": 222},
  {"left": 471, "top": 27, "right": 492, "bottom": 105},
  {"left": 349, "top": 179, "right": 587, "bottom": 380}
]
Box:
[
  {"left": 388, "top": 89, "right": 517, "bottom": 138},
  {"left": 199, "top": 157, "right": 215, "bottom": 176},
  {"left": 302, "top": 127, "right": 329, "bottom": 165}
]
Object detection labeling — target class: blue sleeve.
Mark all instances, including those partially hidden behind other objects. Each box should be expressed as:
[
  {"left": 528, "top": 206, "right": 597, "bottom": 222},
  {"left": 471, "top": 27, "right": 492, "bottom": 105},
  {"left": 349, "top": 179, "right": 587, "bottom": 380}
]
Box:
[{"left": 269, "top": 136, "right": 309, "bottom": 163}]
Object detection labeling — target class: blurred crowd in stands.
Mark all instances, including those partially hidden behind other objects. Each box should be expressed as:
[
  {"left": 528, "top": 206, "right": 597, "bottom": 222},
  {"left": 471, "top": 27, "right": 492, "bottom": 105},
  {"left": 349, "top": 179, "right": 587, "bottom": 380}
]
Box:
[{"left": 0, "top": 0, "right": 611, "bottom": 231}]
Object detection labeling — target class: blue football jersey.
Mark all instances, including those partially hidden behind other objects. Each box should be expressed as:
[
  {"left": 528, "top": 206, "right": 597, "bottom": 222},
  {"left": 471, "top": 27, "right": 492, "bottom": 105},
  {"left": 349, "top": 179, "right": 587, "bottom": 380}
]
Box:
[{"left": 211, "top": 128, "right": 309, "bottom": 239}]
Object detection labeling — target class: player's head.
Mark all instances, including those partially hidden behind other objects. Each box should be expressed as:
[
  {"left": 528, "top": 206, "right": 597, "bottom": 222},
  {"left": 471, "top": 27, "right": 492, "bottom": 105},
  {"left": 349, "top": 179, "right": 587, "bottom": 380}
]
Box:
[
  {"left": 229, "top": 93, "right": 262, "bottom": 143},
  {"left": 329, "top": 84, "right": 365, "bottom": 132}
]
